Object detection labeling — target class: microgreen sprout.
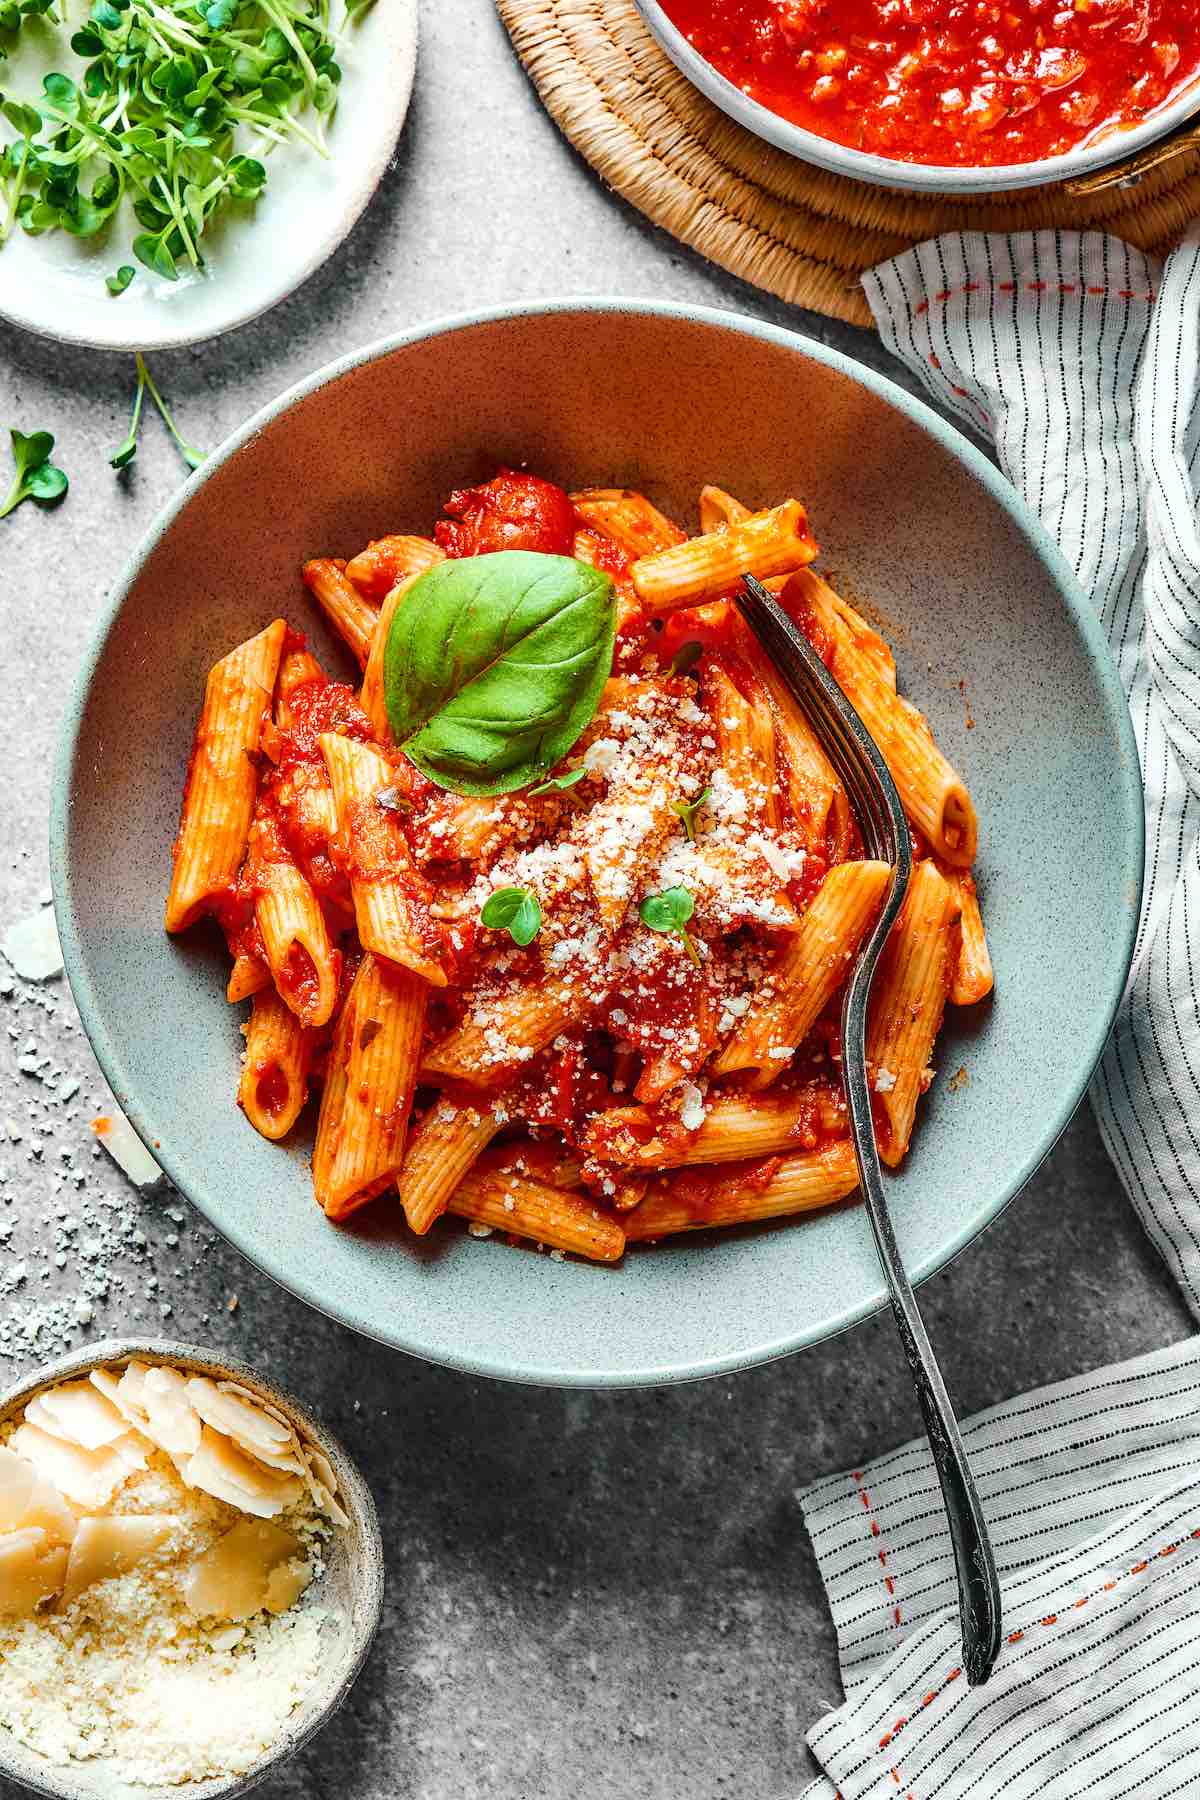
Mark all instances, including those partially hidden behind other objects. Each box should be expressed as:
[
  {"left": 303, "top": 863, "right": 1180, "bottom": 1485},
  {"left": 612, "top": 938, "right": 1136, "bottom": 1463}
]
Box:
[
  {"left": 480, "top": 885, "right": 542, "bottom": 948},
  {"left": 105, "top": 262, "right": 134, "bottom": 295},
  {"left": 669, "top": 640, "right": 704, "bottom": 677},
  {"left": 0, "top": 426, "right": 68, "bottom": 519},
  {"left": 671, "top": 785, "right": 711, "bottom": 843},
  {"left": 528, "top": 766, "right": 586, "bottom": 797},
  {"left": 110, "top": 353, "right": 205, "bottom": 472},
  {"left": 638, "top": 886, "right": 700, "bottom": 967},
  {"left": 0, "top": 0, "right": 359, "bottom": 279}
]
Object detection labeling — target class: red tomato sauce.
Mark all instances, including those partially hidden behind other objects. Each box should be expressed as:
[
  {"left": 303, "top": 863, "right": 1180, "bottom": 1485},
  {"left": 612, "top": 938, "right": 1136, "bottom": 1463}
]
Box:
[{"left": 656, "top": 0, "right": 1200, "bottom": 167}]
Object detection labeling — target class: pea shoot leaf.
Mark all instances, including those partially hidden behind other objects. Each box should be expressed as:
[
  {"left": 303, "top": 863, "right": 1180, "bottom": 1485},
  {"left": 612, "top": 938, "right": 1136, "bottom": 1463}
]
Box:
[{"left": 0, "top": 426, "right": 68, "bottom": 520}]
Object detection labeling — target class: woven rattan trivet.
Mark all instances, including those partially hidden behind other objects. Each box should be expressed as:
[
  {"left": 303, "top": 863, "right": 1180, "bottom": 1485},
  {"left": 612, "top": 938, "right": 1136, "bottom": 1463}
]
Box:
[{"left": 498, "top": 0, "right": 1200, "bottom": 328}]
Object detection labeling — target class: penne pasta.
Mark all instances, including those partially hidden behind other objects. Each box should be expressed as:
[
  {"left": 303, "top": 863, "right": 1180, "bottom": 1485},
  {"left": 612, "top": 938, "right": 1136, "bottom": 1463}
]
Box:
[
  {"left": 630, "top": 500, "right": 817, "bottom": 615},
  {"left": 698, "top": 484, "right": 752, "bottom": 533},
  {"left": 702, "top": 660, "right": 779, "bottom": 830},
  {"left": 734, "top": 625, "right": 851, "bottom": 859},
  {"left": 344, "top": 534, "right": 444, "bottom": 600},
  {"left": 226, "top": 951, "right": 270, "bottom": 1005},
  {"left": 941, "top": 864, "right": 993, "bottom": 1005},
  {"left": 786, "top": 570, "right": 977, "bottom": 867},
  {"left": 623, "top": 1141, "right": 860, "bottom": 1239},
  {"left": 319, "top": 732, "right": 450, "bottom": 987},
  {"left": 312, "top": 953, "right": 426, "bottom": 1219},
  {"left": 422, "top": 978, "right": 588, "bottom": 1086},
  {"left": 301, "top": 559, "right": 376, "bottom": 670},
  {"left": 867, "top": 860, "right": 962, "bottom": 1166},
  {"left": 448, "top": 1163, "right": 626, "bottom": 1263},
  {"left": 359, "top": 572, "right": 423, "bottom": 743},
  {"left": 397, "top": 1095, "right": 507, "bottom": 1235},
  {"left": 166, "top": 619, "right": 286, "bottom": 934},
  {"left": 276, "top": 646, "right": 327, "bottom": 718},
  {"left": 712, "top": 860, "right": 891, "bottom": 1085},
  {"left": 570, "top": 488, "right": 686, "bottom": 557},
  {"left": 238, "top": 987, "right": 314, "bottom": 1141},
  {"left": 585, "top": 1087, "right": 844, "bottom": 1168},
  {"left": 250, "top": 848, "right": 339, "bottom": 1029}
]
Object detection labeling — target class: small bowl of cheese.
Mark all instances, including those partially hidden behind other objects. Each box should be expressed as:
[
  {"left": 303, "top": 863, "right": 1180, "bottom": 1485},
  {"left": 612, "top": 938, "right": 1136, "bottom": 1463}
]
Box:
[{"left": 0, "top": 1339, "right": 383, "bottom": 1798}]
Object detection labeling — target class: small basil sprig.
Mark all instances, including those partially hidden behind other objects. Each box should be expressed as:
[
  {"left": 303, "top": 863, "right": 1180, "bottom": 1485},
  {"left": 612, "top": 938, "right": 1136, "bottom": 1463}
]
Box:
[
  {"left": 528, "top": 766, "right": 586, "bottom": 797},
  {"left": 671, "top": 785, "right": 711, "bottom": 843},
  {"left": 670, "top": 640, "right": 704, "bottom": 677},
  {"left": 0, "top": 427, "right": 67, "bottom": 519},
  {"left": 383, "top": 552, "right": 616, "bottom": 796},
  {"left": 480, "top": 885, "right": 542, "bottom": 948},
  {"left": 639, "top": 886, "right": 700, "bottom": 967}
]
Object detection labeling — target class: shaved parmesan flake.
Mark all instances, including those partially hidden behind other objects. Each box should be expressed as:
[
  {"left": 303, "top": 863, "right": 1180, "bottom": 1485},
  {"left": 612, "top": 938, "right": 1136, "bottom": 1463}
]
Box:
[
  {"left": 8, "top": 1423, "right": 140, "bottom": 1511},
  {"left": 183, "top": 1518, "right": 309, "bottom": 1622},
  {"left": 187, "top": 1379, "right": 303, "bottom": 1474},
  {"left": 185, "top": 1427, "right": 303, "bottom": 1518},
  {"left": 0, "top": 1447, "right": 75, "bottom": 1546},
  {"left": 90, "top": 1110, "right": 163, "bottom": 1188},
  {"left": 1, "top": 910, "right": 63, "bottom": 982},
  {"left": 25, "top": 1381, "right": 130, "bottom": 1452},
  {"left": 62, "top": 1514, "right": 173, "bottom": 1602},
  {"left": 0, "top": 1528, "right": 68, "bottom": 1616}
]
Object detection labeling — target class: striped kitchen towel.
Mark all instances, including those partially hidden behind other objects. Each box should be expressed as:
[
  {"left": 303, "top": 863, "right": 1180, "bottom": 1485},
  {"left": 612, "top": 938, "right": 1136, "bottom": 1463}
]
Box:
[{"left": 799, "top": 229, "right": 1200, "bottom": 1797}]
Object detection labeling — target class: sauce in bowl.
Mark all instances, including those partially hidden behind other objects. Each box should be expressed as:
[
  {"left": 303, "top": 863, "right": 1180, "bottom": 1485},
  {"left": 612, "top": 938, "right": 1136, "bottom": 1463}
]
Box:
[{"left": 655, "top": 0, "right": 1200, "bottom": 168}]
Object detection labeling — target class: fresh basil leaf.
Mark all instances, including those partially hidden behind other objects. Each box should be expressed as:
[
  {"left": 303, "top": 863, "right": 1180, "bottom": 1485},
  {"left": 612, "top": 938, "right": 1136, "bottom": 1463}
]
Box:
[
  {"left": 383, "top": 551, "right": 616, "bottom": 797},
  {"left": 480, "top": 885, "right": 542, "bottom": 948},
  {"left": 528, "top": 766, "right": 587, "bottom": 797}
]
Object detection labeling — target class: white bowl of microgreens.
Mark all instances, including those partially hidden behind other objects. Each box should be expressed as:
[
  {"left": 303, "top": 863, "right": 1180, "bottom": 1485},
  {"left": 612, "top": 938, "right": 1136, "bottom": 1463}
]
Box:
[{"left": 0, "top": 0, "right": 417, "bottom": 351}]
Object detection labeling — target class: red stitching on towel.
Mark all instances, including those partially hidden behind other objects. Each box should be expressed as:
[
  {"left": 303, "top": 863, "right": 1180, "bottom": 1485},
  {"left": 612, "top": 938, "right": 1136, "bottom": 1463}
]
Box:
[
  {"left": 853, "top": 1469, "right": 903, "bottom": 1633},
  {"left": 868, "top": 1525, "right": 1200, "bottom": 1791},
  {"left": 907, "top": 278, "right": 1156, "bottom": 315}
]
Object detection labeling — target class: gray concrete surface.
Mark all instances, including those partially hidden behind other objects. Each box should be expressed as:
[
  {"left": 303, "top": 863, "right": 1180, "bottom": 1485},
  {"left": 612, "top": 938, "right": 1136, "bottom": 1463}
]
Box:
[{"left": 0, "top": 4, "right": 1194, "bottom": 1796}]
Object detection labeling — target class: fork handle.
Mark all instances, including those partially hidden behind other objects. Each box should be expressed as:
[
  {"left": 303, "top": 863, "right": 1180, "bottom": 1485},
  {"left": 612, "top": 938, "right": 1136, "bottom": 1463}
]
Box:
[{"left": 849, "top": 1102, "right": 1002, "bottom": 1686}]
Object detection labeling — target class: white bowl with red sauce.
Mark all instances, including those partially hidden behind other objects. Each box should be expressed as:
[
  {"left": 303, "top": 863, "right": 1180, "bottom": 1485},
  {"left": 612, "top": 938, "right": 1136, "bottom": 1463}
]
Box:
[{"left": 636, "top": 0, "right": 1200, "bottom": 193}]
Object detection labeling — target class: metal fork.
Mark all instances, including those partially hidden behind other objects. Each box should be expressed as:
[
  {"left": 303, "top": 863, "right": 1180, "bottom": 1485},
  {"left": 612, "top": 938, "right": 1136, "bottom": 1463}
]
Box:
[{"left": 738, "top": 574, "right": 1002, "bottom": 1688}]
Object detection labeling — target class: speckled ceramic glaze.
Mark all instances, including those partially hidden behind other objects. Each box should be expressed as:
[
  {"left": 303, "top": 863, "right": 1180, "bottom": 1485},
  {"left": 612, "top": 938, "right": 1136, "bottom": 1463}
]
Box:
[
  {"left": 49, "top": 302, "right": 1144, "bottom": 1387},
  {"left": 634, "top": 0, "right": 1200, "bottom": 194},
  {"left": 0, "top": 1337, "right": 384, "bottom": 1800}
]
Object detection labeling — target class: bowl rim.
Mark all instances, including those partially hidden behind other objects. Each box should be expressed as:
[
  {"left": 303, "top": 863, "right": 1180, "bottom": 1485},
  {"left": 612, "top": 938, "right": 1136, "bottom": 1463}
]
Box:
[
  {"left": 0, "top": 1336, "right": 383, "bottom": 1800},
  {"left": 634, "top": 0, "right": 1200, "bottom": 194},
  {"left": 48, "top": 296, "right": 1145, "bottom": 1387}
]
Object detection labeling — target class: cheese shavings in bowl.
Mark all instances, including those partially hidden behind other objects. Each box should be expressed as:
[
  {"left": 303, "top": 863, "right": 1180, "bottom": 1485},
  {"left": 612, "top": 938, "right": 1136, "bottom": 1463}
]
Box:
[{"left": 0, "top": 1351, "right": 365, "bottom": 1791}]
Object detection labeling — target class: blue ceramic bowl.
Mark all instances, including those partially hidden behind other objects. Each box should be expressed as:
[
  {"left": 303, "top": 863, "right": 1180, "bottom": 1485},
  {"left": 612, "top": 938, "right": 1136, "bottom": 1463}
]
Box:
[{"left": 51, "top": 301, "right": 1143, "bottom": 1387}]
